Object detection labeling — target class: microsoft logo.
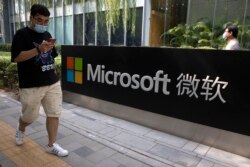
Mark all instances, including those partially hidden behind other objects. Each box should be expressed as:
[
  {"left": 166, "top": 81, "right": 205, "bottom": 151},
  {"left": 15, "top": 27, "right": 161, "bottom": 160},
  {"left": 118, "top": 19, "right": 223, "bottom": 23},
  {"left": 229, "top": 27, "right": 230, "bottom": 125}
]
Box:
[{"left": 66, "top": 57, "right": 83, "bottom": 84}]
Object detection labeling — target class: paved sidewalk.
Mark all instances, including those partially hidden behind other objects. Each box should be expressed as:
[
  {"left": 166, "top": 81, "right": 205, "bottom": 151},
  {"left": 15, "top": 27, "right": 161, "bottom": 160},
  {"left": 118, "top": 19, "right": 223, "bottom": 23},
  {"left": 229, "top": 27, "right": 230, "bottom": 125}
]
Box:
[{"left": 0, "top": 93, "right": 250, "bottom": 167}]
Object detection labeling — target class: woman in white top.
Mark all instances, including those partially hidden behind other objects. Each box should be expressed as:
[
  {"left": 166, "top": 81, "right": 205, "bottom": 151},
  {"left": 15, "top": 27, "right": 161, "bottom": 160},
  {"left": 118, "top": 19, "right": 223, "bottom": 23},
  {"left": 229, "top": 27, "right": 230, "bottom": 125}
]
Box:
[{"left": 222, "top": 25, "right": 240, "bottom": 50}]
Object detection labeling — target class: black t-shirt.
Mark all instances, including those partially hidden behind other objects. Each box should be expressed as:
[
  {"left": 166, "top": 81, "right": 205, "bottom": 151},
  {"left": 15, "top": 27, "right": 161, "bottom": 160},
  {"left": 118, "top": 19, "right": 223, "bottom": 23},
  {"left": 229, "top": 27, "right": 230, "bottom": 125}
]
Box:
[{"left": 11, "top": 27, "right": 59, "bottom": 88}]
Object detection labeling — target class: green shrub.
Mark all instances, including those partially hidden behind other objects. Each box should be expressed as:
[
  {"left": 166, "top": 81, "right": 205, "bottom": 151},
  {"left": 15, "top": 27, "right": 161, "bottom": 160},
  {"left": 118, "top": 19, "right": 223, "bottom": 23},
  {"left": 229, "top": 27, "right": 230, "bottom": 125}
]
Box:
[
  {"left": 5, "top": 63, "right": 18, "bottom": 89},
  {"left": 0, "top": 54, "right": 11, "bottom": 71},
  {"left": 0, "top": 53, "right": 12, "bottom": 88},
  {"left": 0, "top": 51, "right": 62, "bottom": 90},
  {"left": 161, "top": 20, "right": 250, "bottom": 50},
  {"left": 0, "top": 43, "right": 12, "bottom": 52}
]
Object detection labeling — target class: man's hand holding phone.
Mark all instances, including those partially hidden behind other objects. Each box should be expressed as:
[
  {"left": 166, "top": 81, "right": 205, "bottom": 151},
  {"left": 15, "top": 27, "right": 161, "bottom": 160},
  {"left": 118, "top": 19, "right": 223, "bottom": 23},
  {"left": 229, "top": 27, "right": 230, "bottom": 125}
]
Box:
[
  {"left": 36, "top": 38, "right": 56, "bottom": 53},
  {"left": 47, "top": 38, "right": 56, "bottom": 45}
]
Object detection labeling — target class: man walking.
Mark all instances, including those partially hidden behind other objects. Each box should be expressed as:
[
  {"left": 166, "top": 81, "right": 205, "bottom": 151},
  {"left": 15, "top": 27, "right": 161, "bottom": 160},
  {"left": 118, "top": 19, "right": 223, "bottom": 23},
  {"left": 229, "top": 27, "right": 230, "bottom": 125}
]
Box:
[{"left": 11, "top": 4, "right": 68, "bottom": 157}]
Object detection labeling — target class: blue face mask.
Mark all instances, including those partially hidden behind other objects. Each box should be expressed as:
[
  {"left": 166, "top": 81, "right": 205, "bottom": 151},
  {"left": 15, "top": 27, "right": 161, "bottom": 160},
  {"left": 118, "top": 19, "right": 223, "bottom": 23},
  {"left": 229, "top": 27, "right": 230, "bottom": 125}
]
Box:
[{"left": 34, "top": 24, "right": 48, "bottom": 33}]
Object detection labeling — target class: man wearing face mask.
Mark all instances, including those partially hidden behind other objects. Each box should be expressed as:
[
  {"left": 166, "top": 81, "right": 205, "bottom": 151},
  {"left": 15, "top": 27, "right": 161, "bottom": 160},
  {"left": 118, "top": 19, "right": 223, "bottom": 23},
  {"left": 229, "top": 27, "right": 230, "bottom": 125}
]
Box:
[
  {"left": 11, "top": 4, "right": 69, "bottom": 157},
  {"left": 222, "top": 25, "right": 240, "bottom": 50}
]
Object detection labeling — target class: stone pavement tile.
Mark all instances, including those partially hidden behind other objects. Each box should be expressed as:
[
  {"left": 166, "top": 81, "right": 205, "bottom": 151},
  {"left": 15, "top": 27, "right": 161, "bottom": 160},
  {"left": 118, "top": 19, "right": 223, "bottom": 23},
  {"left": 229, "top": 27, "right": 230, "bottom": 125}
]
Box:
[
  {"left": 58, "top": 126, "right": 75, "bottom": 136},
  {"left": 93, "top": 158, "right": 121, "bottom": 167},
  {"left": 123, "top": 149, "right": 174, "bottom": 167},
  {"left": 0, "top": 152, "right": 7, "bottom": 161},
  {"left": 56, "top": 133, "right": 85, "bottom": 146},
  {"left": 0, "top": 115, "right": 18, "bottom": 128},
  {"left": 29, "top": 121, "right": 43, "bottom": 128},
  {"left": 63, "top": 142, "right": 83, "bottom": 152},
  {"left": 60, "top": 108, "right": 77, "bottom": 120},
  {"left": 0, "top": 103, "right": 9, "bottom": 110},
  {"left": 0, "top": 107, "right": 21, "bottom": 116},
  {"left": 214, "top": 164, "right": 229, "bottom": 167},
  {"left": 113, "top": 132, "right": 156, "bottom": 151},
  {"left": 69, "top": 116, "right": 107, "bottom": 132},
  {"left": 22, "top": 126, "right": 37, "bottom": 135},
  {"left": 0, "top": 158, "right": 17, "bottom": 167},
  {"left": 110, "top": 152, "right": 151, "bottom": 167},
  {"left": 80, "top": 139, "right": 106, "bottom": 152},
  {"left": 149, "top": 144, "right": 201, "bottom": 167},
  {"left": 182, "top": 141, "right": 199, "bottom": 152},
  {"left": 64, "top": 152, "right": 93, "bottom": 167},
  {"left": 4, "top": 101, "right": 20, "bottom": 108},
  {"left": 62, "top": 102, "right": 79, "bottom": 110},
  {"left": 193, "top": 144, "right": 210, "bottom": 156},
  {"left": 107, "top": 119, "right": 152, "bottom": 136},
  {"left": 27, "top": 130, "right": 48, "bottom": 140},
  {"left": 0, "top": 97, "right": 19, "bottom": 108},
  {"left": 10, "top": 113, "right": 20, "bottom": 120},
  {"left": 196, "top": 159, "right": 214, "bottom": 167},
  {"left": 99, "top": 126, "right": 122, "bottom": 138},
  {"left": 70, "top": 106, "right": 109, "bottom": 120},
  {"left": 31, "top": 124, "right": 47, "bottom": 132},
  {"left": 145, "top": 130, "right": 188, "bottom": 148},
  {"left": 85, "top": 147, "right": 116, "bottom": 163},
  {"left": 34, "top": 136, "right": 48, "bottom": 146},
  {"left": 74, "top": 146, "right": 94, "bottom": 158},
  {"left": 206, "top": 148, "right": 250, "bottom": 167}
]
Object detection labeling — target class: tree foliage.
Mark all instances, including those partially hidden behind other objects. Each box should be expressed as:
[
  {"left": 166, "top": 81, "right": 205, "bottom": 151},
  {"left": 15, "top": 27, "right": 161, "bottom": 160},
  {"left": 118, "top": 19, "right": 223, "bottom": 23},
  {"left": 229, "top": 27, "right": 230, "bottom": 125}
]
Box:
[{"left": 96, "top": 0, "right": 137, "bottom": 35}]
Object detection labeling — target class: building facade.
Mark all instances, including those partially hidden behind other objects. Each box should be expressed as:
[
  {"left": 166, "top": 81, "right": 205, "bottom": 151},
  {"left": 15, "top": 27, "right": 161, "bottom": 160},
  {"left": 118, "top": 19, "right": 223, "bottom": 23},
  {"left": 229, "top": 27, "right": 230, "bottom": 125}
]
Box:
[{"left": 1, "top": 0, "right": 250, "bottom": 50}]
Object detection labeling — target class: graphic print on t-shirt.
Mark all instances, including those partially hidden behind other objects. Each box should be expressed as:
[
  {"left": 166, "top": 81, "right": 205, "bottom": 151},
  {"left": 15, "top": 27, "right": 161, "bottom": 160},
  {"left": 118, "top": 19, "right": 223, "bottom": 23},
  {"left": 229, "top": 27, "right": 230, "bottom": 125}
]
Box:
[
  {"left": 35, "top": 51, "right": 54, "bottom": 65},
  {"left": 33, "top": 42, "right": 54, "bottom": 72}
]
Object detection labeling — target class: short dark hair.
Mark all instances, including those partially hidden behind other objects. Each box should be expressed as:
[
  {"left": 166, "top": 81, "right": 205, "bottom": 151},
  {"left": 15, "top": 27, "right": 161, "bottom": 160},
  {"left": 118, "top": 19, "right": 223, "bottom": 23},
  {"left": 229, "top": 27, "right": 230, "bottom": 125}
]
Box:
[
  {"left": 226, "top": 25, "right": 238, "bottom": 38},
  {"left": 30, "top": 4, "right": 50, "bottom": 17}
]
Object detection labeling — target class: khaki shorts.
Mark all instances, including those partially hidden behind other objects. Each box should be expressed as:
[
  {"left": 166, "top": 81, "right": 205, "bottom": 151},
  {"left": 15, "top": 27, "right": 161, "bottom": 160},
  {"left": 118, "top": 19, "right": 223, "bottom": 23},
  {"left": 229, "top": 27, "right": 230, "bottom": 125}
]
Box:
[{"left": 19, "top": 81, "right": 62, "bottom": 123}]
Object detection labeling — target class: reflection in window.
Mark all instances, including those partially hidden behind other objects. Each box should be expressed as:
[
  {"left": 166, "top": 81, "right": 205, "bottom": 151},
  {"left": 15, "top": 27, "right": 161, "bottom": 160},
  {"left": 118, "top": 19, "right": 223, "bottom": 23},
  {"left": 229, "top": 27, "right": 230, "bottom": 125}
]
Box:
[
  {"left": 97, "top": 11, "right": 108, "bottom": 46},
  {"left": 127, "top": 7, "right": 143, "bottom": 46},
  {"left": 74, "top": 14, "right": 83, "bottom": 45},
  {"left": 85, "top": 13, "right": 95, "bottom": 45},
  {"left": 241, "top": 1, "right": 250, "bottom": 49},
  {"left": 157, "top": 0, "right": 250, "bottom": 50},
  {"left": 111, "top": 12, "right": 124, "bottom": 46},
  {"left": 64, "top": 0, "right": 73, "bottom": 15}
]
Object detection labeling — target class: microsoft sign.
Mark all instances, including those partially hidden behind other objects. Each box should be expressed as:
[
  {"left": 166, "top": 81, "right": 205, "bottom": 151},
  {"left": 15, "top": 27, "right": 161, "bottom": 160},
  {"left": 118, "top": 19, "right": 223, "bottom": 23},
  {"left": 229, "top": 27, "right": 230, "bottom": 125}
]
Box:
[{"left": 62, "top": 46, "right": 250, "bottom": 136}]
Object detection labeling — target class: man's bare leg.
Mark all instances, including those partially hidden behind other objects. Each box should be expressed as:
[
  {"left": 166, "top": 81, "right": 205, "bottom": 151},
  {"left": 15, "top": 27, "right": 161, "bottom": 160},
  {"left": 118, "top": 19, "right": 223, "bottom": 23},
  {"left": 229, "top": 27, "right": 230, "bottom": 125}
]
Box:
[
  {"left": 19, "top": 118, "right": 30, "bottom": 132},
  {"left": 46, "top": 117, "right": 59, "bottom": 147}
]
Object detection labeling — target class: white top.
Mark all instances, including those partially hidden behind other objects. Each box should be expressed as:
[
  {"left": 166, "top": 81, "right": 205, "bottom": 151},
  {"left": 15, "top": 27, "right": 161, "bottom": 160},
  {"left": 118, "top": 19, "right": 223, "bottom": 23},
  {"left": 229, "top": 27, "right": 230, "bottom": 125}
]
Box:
[{"left": 224, "top": 39, "right": 240, "bottom": 50}]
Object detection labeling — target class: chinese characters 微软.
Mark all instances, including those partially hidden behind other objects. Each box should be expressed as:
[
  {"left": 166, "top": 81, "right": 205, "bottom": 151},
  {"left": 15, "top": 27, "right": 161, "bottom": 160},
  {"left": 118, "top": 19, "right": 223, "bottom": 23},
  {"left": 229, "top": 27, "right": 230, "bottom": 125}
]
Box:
[{"left": 176, "top": 74, "right": 228, "bottom": 103}]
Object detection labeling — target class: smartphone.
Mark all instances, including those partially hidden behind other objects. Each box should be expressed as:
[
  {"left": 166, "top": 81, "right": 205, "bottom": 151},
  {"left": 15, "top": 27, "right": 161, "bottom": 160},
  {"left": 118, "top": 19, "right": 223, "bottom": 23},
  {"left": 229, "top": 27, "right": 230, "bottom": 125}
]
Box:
[{"left": 47, "top": 38, "right": 56, "bottom": 44}]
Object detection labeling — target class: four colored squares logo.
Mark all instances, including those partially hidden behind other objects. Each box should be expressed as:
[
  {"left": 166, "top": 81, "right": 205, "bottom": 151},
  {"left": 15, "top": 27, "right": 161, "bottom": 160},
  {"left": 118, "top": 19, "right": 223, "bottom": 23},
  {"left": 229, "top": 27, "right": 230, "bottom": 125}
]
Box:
[{"left": 66, "top": 57, "right": 83, "bottom": 84}]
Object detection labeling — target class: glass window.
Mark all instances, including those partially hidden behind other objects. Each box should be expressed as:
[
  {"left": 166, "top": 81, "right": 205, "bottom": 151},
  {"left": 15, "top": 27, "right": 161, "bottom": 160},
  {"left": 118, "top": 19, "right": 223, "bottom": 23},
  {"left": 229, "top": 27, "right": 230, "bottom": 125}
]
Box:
[
  {"left": 64, "top": 15, "right": 73, "bottom": 44},
  {"left": 85, "top": 12, "right": 95, "bottom": 45},
  {"left": 111, "top": 12, "right": 124, "bottom": 46},
  {"left": 55, "top": 17, "right": 63, "bottom": 44},
  {"left": 25, "top": 0, "right": 31, "bottom": 22},
  {"left": 213, "top": 0, "right": 246, "bottom": 49},
  {"left": 48, "top": 17, "right": 54, "bottom": 37},
  {"left": 20, "top": 21, "right": 25, "bottom": 28},
  {"left": 97, "top": 11, "right": 108, "bottom": 46},
  {"left": 240, "top": 1, "right": 250, "bottom": 50},
  {"left": 64, "top": 0, "right": 73, "bottom": 15},
  {"left": 55, "top": 0, "right": 63, "bottom": 17},
  {"left": 150, "top": 0, "right": 188, "bottom": 47},
  {"left": 127, "top": 7, "right": 143, "bottom": 46},
  {"left": 153, "top": 0, "right": 250, "bottom": 50},
  {"left": 74, "top": 14, "right": 83, "bottom": 45}
]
